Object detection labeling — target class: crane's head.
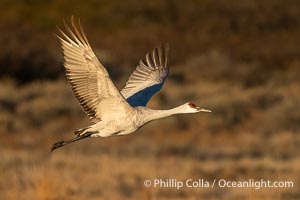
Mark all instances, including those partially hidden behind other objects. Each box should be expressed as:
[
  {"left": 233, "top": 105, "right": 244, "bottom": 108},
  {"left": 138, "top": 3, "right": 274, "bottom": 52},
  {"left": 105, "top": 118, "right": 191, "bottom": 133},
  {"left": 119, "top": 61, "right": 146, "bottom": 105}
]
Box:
[{"left": 182, "top": 102, "right": 211, "bottom": 113}]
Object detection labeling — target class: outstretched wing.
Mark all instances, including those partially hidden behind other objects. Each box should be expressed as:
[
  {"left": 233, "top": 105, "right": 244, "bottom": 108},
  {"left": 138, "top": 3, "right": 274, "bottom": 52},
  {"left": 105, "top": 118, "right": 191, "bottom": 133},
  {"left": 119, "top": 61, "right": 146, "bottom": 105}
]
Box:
[
  {"left": 57, "top": 17, "right": 129, "bottom": 120},
  {"left": 121, "top": 44, "right": 169, "bottom": 107}
]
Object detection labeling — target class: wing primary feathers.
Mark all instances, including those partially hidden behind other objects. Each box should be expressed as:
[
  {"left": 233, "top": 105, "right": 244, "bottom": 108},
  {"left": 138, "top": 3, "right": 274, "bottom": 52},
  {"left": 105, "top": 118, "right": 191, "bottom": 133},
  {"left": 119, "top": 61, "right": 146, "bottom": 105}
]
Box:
[
  {"left": 121, "top": 43, "right": 170, "bottom": 107},
  {"left": 57, "top": 26, "right": 78, "bottom": 46},
  {"left": 71, "top": 16, "right": 86, "bottom": 45},
  {"left": 63, "top": 20, "right": 83, "bottom": 46},
  {"left": 78, "top": 18, "right": 91, "bottom": 47},
  {"left": 152, "top": 47, "right": 159, "bottom": 68},
  {"left": 145, "top": 53, "right": 155, "bottom": 69},
  {"left": 57, "top": 17, "right": 129, "bottom": 121},
  {"left": 164, "top": 43, "right": 170, "bottom": 67}
]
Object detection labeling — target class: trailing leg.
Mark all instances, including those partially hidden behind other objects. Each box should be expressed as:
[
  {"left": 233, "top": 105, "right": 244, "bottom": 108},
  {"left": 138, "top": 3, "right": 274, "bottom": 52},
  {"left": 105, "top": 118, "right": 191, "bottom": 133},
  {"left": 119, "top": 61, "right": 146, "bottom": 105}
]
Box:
[{"left": 50, "top": 132, "right": 93, "bottom": 152}]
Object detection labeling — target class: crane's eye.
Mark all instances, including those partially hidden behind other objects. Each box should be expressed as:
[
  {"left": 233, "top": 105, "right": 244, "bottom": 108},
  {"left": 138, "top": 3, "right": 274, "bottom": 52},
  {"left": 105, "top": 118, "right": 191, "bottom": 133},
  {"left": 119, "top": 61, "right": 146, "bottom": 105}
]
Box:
[{"left": 188, "top": 103, "right": 197, "bottom": 108}]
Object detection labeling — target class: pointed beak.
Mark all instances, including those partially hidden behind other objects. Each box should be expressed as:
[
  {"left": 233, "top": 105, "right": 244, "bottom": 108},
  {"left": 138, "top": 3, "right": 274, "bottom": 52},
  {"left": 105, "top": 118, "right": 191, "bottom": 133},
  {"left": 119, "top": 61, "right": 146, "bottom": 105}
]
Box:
[{"left": 197, "top": 107, "right": 212, "bottom": 112}]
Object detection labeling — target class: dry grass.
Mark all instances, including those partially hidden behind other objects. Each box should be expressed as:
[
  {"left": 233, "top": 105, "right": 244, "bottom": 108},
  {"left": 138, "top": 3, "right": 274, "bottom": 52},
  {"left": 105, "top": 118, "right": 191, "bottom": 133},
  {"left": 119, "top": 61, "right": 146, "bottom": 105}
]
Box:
[
  {"left": 0, "top": 148, "right": 299, "bottom": 200},
  {"left": 1, "top": 0, "right": 299, "bottom": 83},
  {"left": 0, "top": 61, "right": 299, "bottom": 199}
]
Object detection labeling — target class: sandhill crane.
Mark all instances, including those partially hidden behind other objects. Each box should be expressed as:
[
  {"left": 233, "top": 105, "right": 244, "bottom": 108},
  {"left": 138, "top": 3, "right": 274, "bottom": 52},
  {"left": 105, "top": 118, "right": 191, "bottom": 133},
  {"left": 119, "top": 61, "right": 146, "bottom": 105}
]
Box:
[{"left": 50, "top": 17, "right": 211, "bottom": 152}]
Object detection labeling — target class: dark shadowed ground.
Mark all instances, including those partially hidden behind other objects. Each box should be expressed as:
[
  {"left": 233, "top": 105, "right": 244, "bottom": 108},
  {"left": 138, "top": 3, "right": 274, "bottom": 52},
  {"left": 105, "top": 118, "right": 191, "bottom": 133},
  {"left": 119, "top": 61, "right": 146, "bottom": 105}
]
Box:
[{"left": 0, "top": 0, "right": 299, "bottom": 199}]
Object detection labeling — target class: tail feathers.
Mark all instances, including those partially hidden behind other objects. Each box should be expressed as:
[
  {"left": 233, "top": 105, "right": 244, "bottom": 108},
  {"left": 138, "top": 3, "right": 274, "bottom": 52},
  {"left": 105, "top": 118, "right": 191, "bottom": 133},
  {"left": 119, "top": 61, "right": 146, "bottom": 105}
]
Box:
[{"left": 50, "top": 132, "right": 92, "bottom": 152}]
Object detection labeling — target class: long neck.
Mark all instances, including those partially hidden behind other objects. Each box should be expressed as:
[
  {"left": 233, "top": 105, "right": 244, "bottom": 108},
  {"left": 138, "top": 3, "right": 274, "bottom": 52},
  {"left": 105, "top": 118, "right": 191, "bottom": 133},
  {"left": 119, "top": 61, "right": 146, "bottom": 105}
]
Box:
[{"left": 143, "top": 105, "right": 186, "bottom": 123}]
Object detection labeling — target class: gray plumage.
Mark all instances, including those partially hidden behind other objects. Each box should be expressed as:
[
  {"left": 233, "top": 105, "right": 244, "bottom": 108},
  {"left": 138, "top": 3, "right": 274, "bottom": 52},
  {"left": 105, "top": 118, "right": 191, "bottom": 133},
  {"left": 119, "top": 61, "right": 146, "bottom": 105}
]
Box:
[{"left": 50, "top": 17, "right": 211, "bottom": 152}]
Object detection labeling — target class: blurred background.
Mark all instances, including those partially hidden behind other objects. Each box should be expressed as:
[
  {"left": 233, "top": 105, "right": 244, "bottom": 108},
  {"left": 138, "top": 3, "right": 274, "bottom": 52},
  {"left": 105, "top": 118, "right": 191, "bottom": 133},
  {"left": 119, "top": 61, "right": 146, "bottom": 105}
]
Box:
[{"left": 0, "top": 0, "right": 299, "bottom": 199}]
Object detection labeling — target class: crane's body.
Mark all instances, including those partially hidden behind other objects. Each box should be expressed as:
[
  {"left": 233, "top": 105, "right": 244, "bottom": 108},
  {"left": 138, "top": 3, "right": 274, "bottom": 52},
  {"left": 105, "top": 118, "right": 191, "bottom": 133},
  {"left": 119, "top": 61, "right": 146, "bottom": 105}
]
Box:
[
  {"left": 78, "top": 104, "right": 204, "bottom": 137},
  {"left": 50, "top": 17, "right": 211, "bottom": 152}
]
